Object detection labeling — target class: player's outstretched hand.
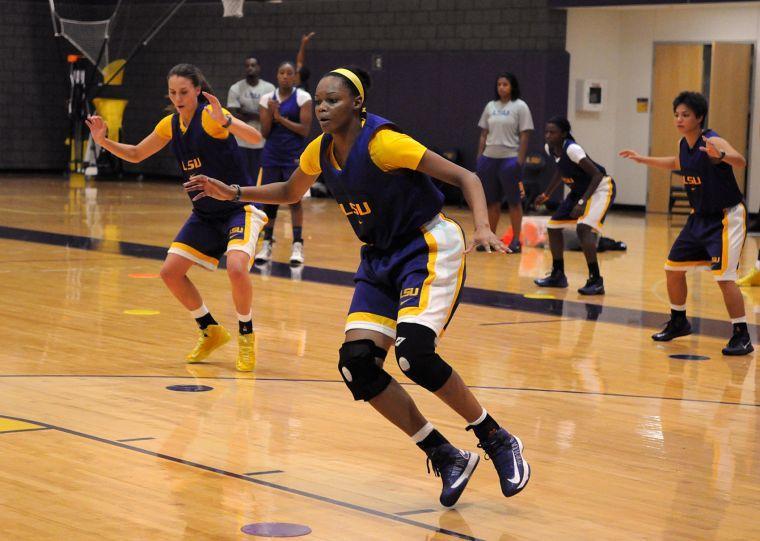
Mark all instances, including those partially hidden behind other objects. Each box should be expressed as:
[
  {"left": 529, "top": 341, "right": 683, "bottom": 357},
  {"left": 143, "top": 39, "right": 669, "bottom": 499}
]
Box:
[
  {"left": 698, "top": 136, "right": 722, "bottom": 159},
  {"left": 85, "top": 115, "right": 108, "bottom": 144},
  {"left": 618, "top": 149, "right": 645, "bottom": 163},
  {"left": 466, "top": 226, "right": 508, "bottom": 254},
  {"left": 184, "top": 175, "right": 235, "bottom": 201},
  {"left": 202, "top": 92, "right": 226, "bottom": 125}
]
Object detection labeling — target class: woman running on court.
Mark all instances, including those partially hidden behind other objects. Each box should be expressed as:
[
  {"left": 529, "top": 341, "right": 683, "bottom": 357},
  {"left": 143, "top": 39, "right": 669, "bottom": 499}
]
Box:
[
  {"left": 534, "top": 116, "right": 615, "bottom": 295},
  {"left": 255, "top": 61, "right": 313, "bottom": 266},
  {"left": 620, "top": 91, "right": 752, "bottom": 356},
  {"left": 86, "top": 63, "right": 268, "bottom": 372},
  {"left": 185, "top": 67, "right": 531, "bottom": 507}
]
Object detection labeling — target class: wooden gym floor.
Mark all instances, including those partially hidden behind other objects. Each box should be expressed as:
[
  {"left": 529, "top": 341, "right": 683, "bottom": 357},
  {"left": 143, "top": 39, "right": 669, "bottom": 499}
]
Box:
[{"left": 0, "top": 174, "right": 758, "bottom": 540}]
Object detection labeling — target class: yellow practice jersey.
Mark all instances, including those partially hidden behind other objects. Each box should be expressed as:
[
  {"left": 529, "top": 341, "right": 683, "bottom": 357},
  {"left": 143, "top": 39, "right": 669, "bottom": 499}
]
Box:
[
  {"left": 154, "top": 105, "right": 232, "bottom": 140},
  {"left": 299, "top": 127, "right": 428, "bottom": 175}
]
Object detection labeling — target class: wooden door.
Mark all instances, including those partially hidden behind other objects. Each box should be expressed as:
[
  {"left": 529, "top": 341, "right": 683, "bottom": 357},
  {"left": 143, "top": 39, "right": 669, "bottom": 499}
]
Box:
[
  {"left": 709, "top": 42, "right": 753, "bottom": 193},
  {"left": 648, "top": 44, "right": 704, "bottom": 213}
]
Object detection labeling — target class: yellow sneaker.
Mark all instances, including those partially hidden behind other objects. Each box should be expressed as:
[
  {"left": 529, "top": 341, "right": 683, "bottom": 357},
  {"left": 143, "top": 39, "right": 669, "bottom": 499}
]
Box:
[
  {"left": 236, "top": 332, "right": 256, "bottom": 372},
  {"left": 737, "top": 268, "right": 760, "bottom": 287},
  {"left": 186, "top": 324, "right": 231, "bottom": 363}
]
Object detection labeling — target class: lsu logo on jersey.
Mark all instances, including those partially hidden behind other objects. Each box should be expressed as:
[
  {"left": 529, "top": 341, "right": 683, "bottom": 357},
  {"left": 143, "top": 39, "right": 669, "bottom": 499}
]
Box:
[
  {"left": 229, "top": 226, "right": 245, "bottom": 238},
  {"left": 399, "top": 287, "right": 420, "bottom": 307},
  {"left": 684, "top": 175, "right": 702, "bottom": 186},
  {"left": 340, "top": 201, "right": 372, "bottom": 217},
  {"left": 561, "top": 176, "right": 574, "bottom": 186},
  {"left": 181, "top": 157, "right": 202, "bottom": 172}
]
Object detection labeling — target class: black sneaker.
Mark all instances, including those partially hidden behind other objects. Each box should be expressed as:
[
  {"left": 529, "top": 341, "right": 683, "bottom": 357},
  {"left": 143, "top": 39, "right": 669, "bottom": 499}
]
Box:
[
  {"left": 427, "top": 444, "right": 480, "bottom": 508},
  {"left": 578, "top": 276, "right": 605, "bottom": 295},
  {"left": 651, "top": 318, "right": 692, "bottom": 341},
  {"left": 507, "top": 240, "right": 522, "bottom": 254},
  {"left": 534, "top": 270, "right": 568, "bottom": 288},
  {"left": 722, "top": 332, "right": 754, "bottom": 356},
  {"left": 477, "top": 428, "right": 530, "bottom": 498}
]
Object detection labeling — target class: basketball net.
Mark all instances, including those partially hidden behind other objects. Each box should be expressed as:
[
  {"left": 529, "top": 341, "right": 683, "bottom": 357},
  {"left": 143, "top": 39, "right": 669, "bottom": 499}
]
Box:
[{"left": 222, "top": 0, "right": 244, "bottom": 18}]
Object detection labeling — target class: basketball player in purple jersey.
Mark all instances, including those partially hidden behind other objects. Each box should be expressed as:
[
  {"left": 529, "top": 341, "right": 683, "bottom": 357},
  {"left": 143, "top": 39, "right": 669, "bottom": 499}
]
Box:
[
  {"left": 87, "top": 63, "right": 268, "bottom": 371},
  {"left": 255, "top": 61, "right": 313, "bottom": 266},
  {"left": 186, "top": 67, "right": 531, "bottom": 507},
  {"left": 621, "top": 91, "right": 752, "bottom": 355}
]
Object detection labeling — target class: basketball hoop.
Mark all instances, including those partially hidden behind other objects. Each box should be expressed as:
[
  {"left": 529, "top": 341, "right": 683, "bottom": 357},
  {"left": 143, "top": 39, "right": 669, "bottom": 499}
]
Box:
[{"left": 222, "top": 0, "right": 244, "bottom": 18}]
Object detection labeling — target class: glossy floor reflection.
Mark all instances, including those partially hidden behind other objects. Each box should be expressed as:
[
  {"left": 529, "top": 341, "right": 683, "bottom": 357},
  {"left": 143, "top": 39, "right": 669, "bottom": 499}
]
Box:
[{"left": 0, "top": 175, "right": 758, "bottom": 540}]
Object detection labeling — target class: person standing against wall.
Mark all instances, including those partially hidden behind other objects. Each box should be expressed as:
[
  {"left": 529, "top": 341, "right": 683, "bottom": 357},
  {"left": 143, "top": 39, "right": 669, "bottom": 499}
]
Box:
[
  {"left": 227, "top": 56, "right": 275, "bottom": 183},
  {"left": 476, "top": 72, "right": 534, "bottom": 253}
]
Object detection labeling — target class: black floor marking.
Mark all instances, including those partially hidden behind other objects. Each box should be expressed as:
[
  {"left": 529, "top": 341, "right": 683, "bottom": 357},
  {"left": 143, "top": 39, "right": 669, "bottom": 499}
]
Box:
[
  {"left": 116, "top": 437, "right": 156, "bottom": 443},
  {"left": 0, "top": 414, "right": 482, "bottom": 541},
  {"left": 1, "top": 224, "right": 756, "bottom": 340},
  {"left": 479, "top": 318, "right": 571, "bottom": 326},
  {"left": 395, "top": 508, "right": 436, "bottom": 516},
  {"left": 0, "top": 427, "right": 52, "bottom": 435},
  {"left": 0, "top": 374, "right": 756, "bottom": 408},
  {"left": 244, "top": 470, "right": 284, "bottom": 476}
]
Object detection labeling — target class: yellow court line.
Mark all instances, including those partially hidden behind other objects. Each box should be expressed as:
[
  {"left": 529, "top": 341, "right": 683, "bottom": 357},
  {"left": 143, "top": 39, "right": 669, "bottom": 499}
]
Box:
[{"left": 0, "top": 419, "right": 44, "bottom": 433}]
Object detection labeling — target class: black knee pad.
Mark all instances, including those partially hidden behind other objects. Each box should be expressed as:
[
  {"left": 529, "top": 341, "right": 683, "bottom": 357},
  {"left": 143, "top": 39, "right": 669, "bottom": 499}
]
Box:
[
  {"left": 338, "top": 339, "right": 392, "bottom": 401},
  {"left": 263, "top": 204, "right": 279, "bottom": 221},
  {"left": 394, "top": 323, "right": 452, "bottom": 392}
]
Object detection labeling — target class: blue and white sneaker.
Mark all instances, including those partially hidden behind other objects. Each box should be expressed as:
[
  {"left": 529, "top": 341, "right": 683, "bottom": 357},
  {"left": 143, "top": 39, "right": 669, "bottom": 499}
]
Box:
[
  {"left": 427, "top": 443, "right": 480, "bottom": 507},
  {"left": 478, "top": 428, "right": 530, "bottom": 497}
]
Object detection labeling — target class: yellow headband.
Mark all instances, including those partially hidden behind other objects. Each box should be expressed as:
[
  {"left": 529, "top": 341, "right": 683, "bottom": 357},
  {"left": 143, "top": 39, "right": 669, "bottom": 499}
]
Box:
[{"left": 330, "top": 68, "right": 364, "bottom": 102}]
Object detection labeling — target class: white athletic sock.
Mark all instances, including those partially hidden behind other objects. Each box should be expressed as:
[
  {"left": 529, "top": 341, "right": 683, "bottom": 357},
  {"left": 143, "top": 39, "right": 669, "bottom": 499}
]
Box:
[
  {"left": 670, "top": 303, "right": 686, "bottom": 312},
  {"left": 411, "top": 422, "right": 435, "bottom": 444},
  {"left": 755, "top": 260, "right": 760, "bottom": 270},
  {"left": 237, "top": 311, "right": 252, "bottom": 323},
  {"left": 731, "top": 316, "right": 747, "bottom": 324},
  {"left": 190, "top": 304, "right": 209, "bottom": 318},
  {"left": 468, "top": 408, "right": 488, "bottom": 427}
]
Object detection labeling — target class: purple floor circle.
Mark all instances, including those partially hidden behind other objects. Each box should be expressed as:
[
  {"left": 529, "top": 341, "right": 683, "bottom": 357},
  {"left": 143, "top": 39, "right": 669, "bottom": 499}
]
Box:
[
  {"left": 241, "top": 522, "right": 312, "bottom": 537},
  {"left": 668, "top": 354, "right": 710, "bottom": 361},
  {"left": 166, "top": 384, "right": 214, "bottom": 392}
]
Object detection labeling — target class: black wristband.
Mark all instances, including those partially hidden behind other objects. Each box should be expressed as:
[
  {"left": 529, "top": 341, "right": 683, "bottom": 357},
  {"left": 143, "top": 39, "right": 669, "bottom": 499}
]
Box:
[
  {"left": 230, "top": 184, "right": 241, "bottom": 201},
  {"left": 718, "top": 150, "right": 726, "bottom": 161},
  {"left": 222, "top": 114, "right": 233, "bottom": 129}
]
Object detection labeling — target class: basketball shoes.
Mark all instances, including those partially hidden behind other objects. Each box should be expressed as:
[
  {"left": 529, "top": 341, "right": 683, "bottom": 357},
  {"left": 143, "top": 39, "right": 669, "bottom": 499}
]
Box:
[{"left": 186, "top": 324, "right": 230, "bottom": 363}]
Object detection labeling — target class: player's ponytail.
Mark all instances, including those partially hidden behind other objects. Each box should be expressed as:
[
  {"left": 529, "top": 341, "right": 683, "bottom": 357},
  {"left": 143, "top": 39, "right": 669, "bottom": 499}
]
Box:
[{"left": 167, "top": 63, "right": 214, "bottom": 103}]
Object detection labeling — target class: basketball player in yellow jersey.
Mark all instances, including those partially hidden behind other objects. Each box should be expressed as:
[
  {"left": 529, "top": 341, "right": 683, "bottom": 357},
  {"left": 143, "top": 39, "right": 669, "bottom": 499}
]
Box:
[{"left": 87, "top": 63, "right": 267, "bottom": 371}]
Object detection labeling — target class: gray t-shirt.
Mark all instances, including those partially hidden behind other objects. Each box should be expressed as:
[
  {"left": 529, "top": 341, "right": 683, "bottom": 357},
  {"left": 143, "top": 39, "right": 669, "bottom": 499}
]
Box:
[
  {"left": 227, "top": 78, "right": 275, "bottom": 149},
  {"left": 478, "top": 98, "right": 534, "bottom": 158}
]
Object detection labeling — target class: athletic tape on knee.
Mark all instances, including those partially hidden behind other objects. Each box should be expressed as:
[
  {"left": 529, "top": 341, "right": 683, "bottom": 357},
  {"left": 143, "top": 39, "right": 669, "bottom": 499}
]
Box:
[
  {"left": 338, "top": 339, "right": 392, "bottom": 401},
  {"left": 394, "top": 323, "right": 452, "bottom": 392}
]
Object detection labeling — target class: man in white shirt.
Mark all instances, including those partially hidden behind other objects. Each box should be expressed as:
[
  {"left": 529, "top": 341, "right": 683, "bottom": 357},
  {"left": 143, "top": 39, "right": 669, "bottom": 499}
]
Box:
[{"left": 227, "top": 56, "right": 275, "bottom": 184}]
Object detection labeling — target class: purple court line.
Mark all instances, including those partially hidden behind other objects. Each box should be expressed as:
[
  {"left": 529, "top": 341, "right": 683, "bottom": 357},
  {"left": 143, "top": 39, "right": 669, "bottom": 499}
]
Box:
[
  {"left": 0, "top": 374, "right": 757, "bottom": 408},
  {"left": 0, "top": 224, "right": 756, "bottom": 341},
  {"left": 479, "top": 318, "right": 572, "bottom": 326},
  {"left": 0, "top": 414, "right": 483, "bottom": 541},
  {"left": 395, "top": 508, "right": 436, "bottom": 516},
  {"left": 244, "top": 470, "right": 285, "bottom": 476},
  {"left": 116, "top": 437, "right": 155, "bottom": 443},
  {"left": 0, "top": 427, "right": 52, "bottom": 435}
]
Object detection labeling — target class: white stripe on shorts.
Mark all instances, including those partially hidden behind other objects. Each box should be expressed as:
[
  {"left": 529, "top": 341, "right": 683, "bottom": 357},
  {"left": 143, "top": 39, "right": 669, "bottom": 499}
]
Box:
[
  {"left": 713, "top": 203, "right": 746, "bottom": 282},
  {"left": 397, "top": 214, "right": 465, "bottom": 337},
  {"left": 226, "top": 204, "right": 268, "bottom": 265}
]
